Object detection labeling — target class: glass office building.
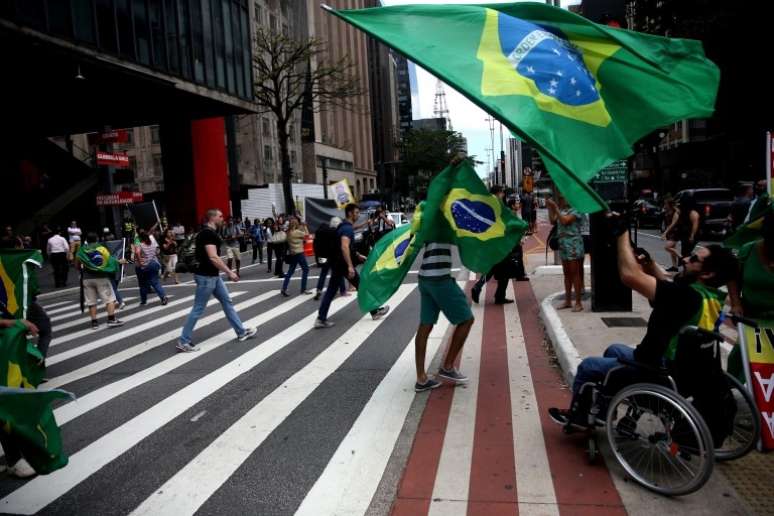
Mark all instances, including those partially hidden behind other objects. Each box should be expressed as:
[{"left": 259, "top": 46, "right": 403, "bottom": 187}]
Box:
[{"left": 0, "top": 0, "right": 253, "bottom": 101}]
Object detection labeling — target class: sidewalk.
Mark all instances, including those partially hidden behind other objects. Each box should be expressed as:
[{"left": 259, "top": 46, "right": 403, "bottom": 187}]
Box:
[{"left": 532, "top": 228, "right": 773, "bottom": 515}]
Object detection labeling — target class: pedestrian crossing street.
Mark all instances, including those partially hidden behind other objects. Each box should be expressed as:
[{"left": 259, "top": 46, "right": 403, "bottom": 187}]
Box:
[{"left": 1, "top": 271, "right": 625, "bottom": 515}]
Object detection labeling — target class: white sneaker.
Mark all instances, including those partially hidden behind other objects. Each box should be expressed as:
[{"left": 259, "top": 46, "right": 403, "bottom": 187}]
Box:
[
  {"left": 371, "top": 305, "right": 390, "bottom": 320},
  {"left": 176, "top": 342, "right": 201, "bottom": 352},
  {"left": 237, "top": 327, "right": 258, "bottom": 341},
  {"left": 314, "top": 319, "right": 334, "bottom": 329},
  {"left": 302, "top": 290, "right": 314, "bottom": 295},
  {"left": 9, "top": 458, "right": 36, "bottom": 478}
]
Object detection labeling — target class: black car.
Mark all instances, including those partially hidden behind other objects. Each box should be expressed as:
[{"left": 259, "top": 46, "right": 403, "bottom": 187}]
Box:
[
  {"left": 632, "top": 199, "right": 663, "bottom": 229},
  {"left": 675, "top": 188, "right": 733, "bottom": 240}
]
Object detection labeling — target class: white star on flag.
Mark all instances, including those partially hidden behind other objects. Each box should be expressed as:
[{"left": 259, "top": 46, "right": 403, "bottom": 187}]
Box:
[
  {"left": 548, "top": 87, "right": 557, "bottom": 95},
  {"left": 576, "top": 90, "right": 581, "bottom": 96},
  {"left": 556, "top": 70, "right": 563, "bottom": 77},
  {"left": 527, "top": 66, "right": 535, "bottom": 74},
  {"left": 570, "top": 77, "right": 577, "bottom": 85},
  {"left": 567, "top": 54, "right": 575, "bottom": 61},
  {"left": 550, "top": 79, "right": 558, "bottom": 87}
]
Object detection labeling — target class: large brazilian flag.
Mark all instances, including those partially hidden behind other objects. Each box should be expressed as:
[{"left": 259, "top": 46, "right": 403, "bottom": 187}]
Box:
[
  {"left": 358, "top": 159, "right": 526, "bottom": 313},
  {"left": 76, "top": 242, "right": 119, "bottom": 275},
  {"left": 0, "top": 249, "right": 43, "bottom": 319},
  {"left": 325, "top": 3, "right": 719, "bottom": 213},
  {"left": 0, "top": 321, "right": 73, "bottom": 474}
]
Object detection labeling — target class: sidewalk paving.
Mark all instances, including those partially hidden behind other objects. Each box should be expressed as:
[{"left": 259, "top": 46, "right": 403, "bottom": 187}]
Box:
[{"left": 531, "top": 239, "right": 773, "bottom": 515}]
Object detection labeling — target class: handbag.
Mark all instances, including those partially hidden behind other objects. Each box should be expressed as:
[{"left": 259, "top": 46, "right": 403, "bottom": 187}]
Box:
[
  {"left": 271, "top": 230, "right": 287, "bottom": 244},
  {"left": 547, "top": 224, "right": 559, "bottom": 251}
]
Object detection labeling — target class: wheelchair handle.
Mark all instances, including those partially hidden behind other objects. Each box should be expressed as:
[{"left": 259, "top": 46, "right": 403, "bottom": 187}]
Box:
[
  {"left": 728, "top": 313, "right": 759, "bottom": 330},
  {"left": 679, "top": 325, "right": 726, "bottom": 343}
]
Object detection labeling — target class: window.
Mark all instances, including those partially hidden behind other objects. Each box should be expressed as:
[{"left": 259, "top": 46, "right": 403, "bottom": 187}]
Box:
[
  {"left": 282, "top": 23, "right": 288, "bottom": 36},
  {"left": 129, "top": 157, "right": 138, "bottom": 172},
  {"left": 125, "top": 129, "right": 134, "bottom": 145},
  {"left": 262, "top": 118, "right": 271, "bottom": 137},
  {"left": 254, "top": 2, "right": 262, "bottom": 25},
  {"left": 290, "top": 150, "right": 296, "bottom": 163},
  {"left": 152, "top": 154, "right": 163, "bottom": 175},
  {"left": 269, "top": 14, "right": 277, "bottom": 31},
  {"left": 264, "top": 145, "right": 272, "bottom": 161},
  {"left": 288, "top": 123, "right": 295, "bottom": 142},
  {"left": 151, "top": 125, "right": 161, "bottom": 144}
]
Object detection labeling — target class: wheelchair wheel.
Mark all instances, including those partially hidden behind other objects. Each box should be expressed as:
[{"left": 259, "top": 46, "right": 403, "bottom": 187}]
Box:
[
  {"left": 715, "top": 372, "right": 760, "bottom": 461},
  {"left": 606, "top": 383, "right": 714, "bottom": 496}
]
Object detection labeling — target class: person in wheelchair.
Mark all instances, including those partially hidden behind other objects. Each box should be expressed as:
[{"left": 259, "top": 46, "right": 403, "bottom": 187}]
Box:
[{"left": 549, "top": 214, "right": 738, "bottom": 428}]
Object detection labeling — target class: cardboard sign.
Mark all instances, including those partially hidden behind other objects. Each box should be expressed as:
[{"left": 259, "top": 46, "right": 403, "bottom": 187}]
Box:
[
  {"left": 741, "top": 324, "right": 774, "bottom": 450},
  {"left": 329, "top": 179, "right": 355, "bottom": 209}
]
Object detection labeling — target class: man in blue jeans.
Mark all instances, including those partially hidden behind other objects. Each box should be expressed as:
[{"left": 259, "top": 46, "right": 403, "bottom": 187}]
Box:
[{"left": 178, "top": 209, "right": 257, "bottom": 352}]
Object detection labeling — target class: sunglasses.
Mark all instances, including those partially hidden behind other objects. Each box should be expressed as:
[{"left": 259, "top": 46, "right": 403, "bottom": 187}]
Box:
[{"left": 688, "top": 253, "right": 703, "bottom": 264}]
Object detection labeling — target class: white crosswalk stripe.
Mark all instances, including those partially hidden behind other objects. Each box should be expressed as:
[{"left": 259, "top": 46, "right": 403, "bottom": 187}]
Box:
[
  {"left": 49, "top": 297, "right": 138, "bottom": 322},
  {"left": 50, "top": 295, "right": 168, "bottom": 333},
  {"left": 0, "top": 295, "right": 357, "bottom": 514}
]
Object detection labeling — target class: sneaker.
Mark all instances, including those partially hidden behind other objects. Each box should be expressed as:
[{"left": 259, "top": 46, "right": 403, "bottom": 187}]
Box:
[
  {"left": 237, "top": 327, "right": 258, "bottom": 341},
  {"left": 438, "top": 367, "right": 468, "bottom": 383},
  {"left": 371, "top": 305, "right": 390, "bottom": 320},
  {"left": 516, "top": 276, "right": 530, "bottom": 282},
  {"left": 280, "top": 290, "right": 289, "bottom": 297},
  {"left": 90, "top": 320, "right": 100, "bottom": 330},
  {"left": 494, "top": 298, "right": 514, "bottom": 304},
  {"left": 313, "top": 291, "right": 321, "bottom": 301},
  {"left": 471, "top": 286, "right": 481, "bottom": 304},
  {"left": 117, "top": 301, "right": 127, "bottom": 310},
  {"left": 302, "top": 290, "right": 314, "bottom": 295},
  {"left": 548, "top": 407, "right": 571, "bottom": 426},
  {"left": 161, "top": 297, "right": 169, "bottom": 306},
  {"left": 314, "top": 318, "right": 335, "bottom": 329},
  {"left": 107, "top": 319, "right": 125, "bottom": 328},
  {"left": 9, "top": 458, "right": 36, "bottom": 478},
  {"left": 414, "top": 378, "right": 442, "bottom": 392},
  {"left": 176, "top": 341, "right": 201, "bottom": 352}
]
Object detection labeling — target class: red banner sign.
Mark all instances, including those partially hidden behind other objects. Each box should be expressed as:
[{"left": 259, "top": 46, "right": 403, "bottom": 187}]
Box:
[
  {"left": 96, "top": 192, "right": 144, "bottom": 206},
  {"left": 88, "top": 130, "right": 129, "bottom": 145},
  {"left": 96, "top": 151, "right": 130, "bottom": 168}
]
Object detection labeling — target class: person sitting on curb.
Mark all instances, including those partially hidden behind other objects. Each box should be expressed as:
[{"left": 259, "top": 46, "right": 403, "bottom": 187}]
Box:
[{"left": 548, "top": 213, "right": 737, "bottom": 427}]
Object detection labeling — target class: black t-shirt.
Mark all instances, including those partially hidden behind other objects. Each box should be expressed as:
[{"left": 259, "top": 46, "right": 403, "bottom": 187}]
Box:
[
  {"left": 634, "top": 279, "right": 702, "bottom": 365},
  {"left": 195, "top": 227, "right": 222, "bottom": 276}
]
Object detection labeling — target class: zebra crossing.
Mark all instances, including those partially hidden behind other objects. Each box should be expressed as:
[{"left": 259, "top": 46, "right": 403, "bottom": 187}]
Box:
[{"left": 0, "top": 269, "right": 627, "bottom": 515}]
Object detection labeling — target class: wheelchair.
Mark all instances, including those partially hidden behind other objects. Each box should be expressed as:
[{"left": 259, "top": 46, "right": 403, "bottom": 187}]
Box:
[{"left": 565, "top": 317, "right": 760, "bottom": 497}]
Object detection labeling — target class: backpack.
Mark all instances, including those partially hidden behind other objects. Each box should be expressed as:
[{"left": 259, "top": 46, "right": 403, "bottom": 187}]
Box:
[
  {"left": 176, "top": 233, "right": 199, "bottom": 273},
  {"left": 314, "top": 226, "right": 339, "bottom": 260}
]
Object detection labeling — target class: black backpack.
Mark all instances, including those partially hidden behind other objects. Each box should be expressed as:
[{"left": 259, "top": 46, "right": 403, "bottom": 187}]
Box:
[
  {"left": 314, "top": 226, "right": 339, "bottom": 260},
  {"left": 176, "top": 233, "right": 199, "bottom": 273}
]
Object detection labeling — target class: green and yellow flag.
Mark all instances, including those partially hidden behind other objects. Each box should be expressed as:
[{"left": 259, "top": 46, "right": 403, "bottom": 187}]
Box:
[
  {"left": 724, "top": 197, "right": 772, "bottom": 249},
  {"left": 0, "top": 249, "right": 42, "bottom": 319},
  {"left": 0, "top": 321, "right": 73, "bottom": 474},
  {"left": 76, "top": 242, "right": 119, "bottom": 275},
  {"left": 358, "top": 160, "right": 526, "bottom": 312},
  {"left": 326, "top": 3, "right": 719, "bottom": 212}
]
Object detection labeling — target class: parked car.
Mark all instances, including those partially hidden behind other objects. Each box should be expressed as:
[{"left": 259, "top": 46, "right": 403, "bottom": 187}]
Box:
[
  {"left": 675, "top": 188, "right": 733, "bottom": 240},
  {"left": 388, "top": 212, "right": 409, "bottom": 228},
  {"left": 632, "top": 199, "right": 663, "bottom": 229}
]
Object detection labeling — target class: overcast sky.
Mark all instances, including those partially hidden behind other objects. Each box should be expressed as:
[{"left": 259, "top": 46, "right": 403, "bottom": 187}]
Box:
[{"left": 380, "top": 0, "right": 581, "bottom": 177}]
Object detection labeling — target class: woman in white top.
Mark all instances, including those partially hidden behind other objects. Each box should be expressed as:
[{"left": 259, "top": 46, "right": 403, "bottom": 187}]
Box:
[
  {"left": 68, "top": 221, "right": 82, "bottom": 258},
  {"left": 133, "top": 229, "right": 168, "bottom": 305}
]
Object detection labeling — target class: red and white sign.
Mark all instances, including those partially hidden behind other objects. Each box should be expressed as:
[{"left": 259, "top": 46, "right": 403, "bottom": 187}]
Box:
[
  {"left": 88, "top": 130, "right": 129, "bottom": 145},
  {"left": 741, "top": 324, "right": 774, "bottom": 450},
  {"left": 96, "top": 191, "right": 144, "bottom": 206},
  {"left": 96, "top": 151, "right": 130, "bottom": 168}
]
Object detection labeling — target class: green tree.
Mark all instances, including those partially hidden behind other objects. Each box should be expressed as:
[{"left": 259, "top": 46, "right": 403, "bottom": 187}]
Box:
[
  {"left": 398, "top": 128, "right": 468, "bottom": 198},
  {"left": 253, "top": 28, "right": 364, "bottom": 213}
]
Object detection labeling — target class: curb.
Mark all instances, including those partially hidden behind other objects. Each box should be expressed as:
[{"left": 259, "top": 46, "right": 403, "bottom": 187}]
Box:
[{"left": 539, "top": 291, "right": 582, "bottom": 386}]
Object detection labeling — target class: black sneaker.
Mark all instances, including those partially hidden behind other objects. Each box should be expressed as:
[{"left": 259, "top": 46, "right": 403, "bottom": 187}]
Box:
[
  {"left": 371, "top": 306, "right": 390, "bottom": 320},
  {"left": 280, "top": 290, "right": 290, "bottom": 297},
  {"left": 438, "top": 367, "right": 468, "bottom": 384},
  {"left": 90, "top": 320, "right": 100, "bottom": 330},
  {"left": 107, "top": 319, "right": 125, "bottom": 328},
  {"left": 414, "top": 378, "right": 442, "bottom": 392},
  {"left": 313, "top": 291, "right": 321, "bottom": 301},
  {"left": 494, "top": 298, "right": 514, "bottom": 304},
  {"left": 161, "top": 297, "right": 169, "bottom": 306},
  {"left": 548, "top": 407, "right": 587, "bottom": 432},
  {"left": 471, "top": 286, "right": 481, "bottom": 304}
]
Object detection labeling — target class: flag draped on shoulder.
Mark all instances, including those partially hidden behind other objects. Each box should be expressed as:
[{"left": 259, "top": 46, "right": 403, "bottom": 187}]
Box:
[
  {"left": 0, "top": 321, "right": 73, "bottom": 474},
  {"left": 325, "top": 3, "right": 719, "bottom": 213},
  {"left": 358, "top": 160, "right": 526, "bottom": 313},
  {"left": 76, "top": 242, "right": 119, "bottom": 275},
  {"left": 0, "top": 249, "right": 42, "bottom": 319},
  {"left": 724, "top": 197, "right": 773, "bottom": 249}
]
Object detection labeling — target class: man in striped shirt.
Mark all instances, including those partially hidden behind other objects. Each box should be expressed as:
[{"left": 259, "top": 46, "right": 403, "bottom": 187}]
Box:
[{"left": 414, "top": 242, "right": 474, "bottom": 392}]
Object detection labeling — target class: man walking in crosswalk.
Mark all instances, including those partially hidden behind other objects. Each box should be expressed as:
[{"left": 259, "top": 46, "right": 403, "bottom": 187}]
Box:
[
  {"left": 413, "top": 242, "right": 474, "bottom": 392},
  {"left": 177, "top": 209, "right": 257, "bottom": 352}
]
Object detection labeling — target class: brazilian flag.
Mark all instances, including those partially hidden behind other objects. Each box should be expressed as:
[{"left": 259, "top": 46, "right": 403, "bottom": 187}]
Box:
[
  {"left": 0, "top": 249, "right": 43, "bottom": 319},
  {"left": 76, "top": 242, "right": 119, "bottom": 275},
  {"left": 0, "top": 321, "right": 73, "bottom": 474},
  {"left": 358, "top": 160, "right": 526, "bottom": 313},
  {"left": 326, "top": 3, "right": 719, "bottom": 213}
]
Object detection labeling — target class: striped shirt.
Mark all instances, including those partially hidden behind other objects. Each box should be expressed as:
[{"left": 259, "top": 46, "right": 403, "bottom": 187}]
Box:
[{"left": 419, "top": 243, "right": 453, "bottom": 279}]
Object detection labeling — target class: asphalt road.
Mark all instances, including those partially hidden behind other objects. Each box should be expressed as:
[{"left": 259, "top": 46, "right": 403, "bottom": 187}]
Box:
[
  {"left": 0, "top": 253, "right": 465, "bottom": 515},
  {"left": 633, "top": 227, "right": 719, "bottom": 270}
]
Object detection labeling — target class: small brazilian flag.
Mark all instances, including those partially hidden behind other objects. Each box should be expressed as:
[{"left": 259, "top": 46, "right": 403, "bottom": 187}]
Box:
[
  {"left": 358, "top": 160, "right": 526, "bottom": 313},
  {"left": 0, "top": 249, "right": 43, "bottom": 319},
  {"left": 326, "top": 3, "right": 719, "bottom": 213},
  {"left": 0, "top": 320, "right": 73, "bottom": 474},
  {"left": 724, "top": 197, "right": 772, "bottom": 250},
  {"left": 76, "top": 242, "right": 119, "bottom": 275}
]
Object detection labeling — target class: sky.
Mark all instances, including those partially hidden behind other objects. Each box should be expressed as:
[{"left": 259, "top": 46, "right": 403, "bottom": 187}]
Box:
[{"left": 380, "top": 0, "right": 581, "bottom": 177}]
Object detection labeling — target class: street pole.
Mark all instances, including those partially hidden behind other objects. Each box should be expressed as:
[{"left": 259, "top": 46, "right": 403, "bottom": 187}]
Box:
[
  {"left": 499, "top": 122, "right": 506, "bottom": 186},
  {"left": 322, "top": 158, "right": 329, "bottom": 199}
]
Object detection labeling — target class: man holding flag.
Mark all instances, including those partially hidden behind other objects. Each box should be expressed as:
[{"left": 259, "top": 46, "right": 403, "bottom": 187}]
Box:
[{"left": 75, "top": 232, "right": 125, "bottom": 330}]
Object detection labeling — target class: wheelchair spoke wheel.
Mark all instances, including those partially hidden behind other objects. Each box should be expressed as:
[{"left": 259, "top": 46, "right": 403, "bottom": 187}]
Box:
[
  {"left": 715, "top": 372, "right": 760, "bottom": 461},
  {"left": 606, "top": 383, "right": 714, "bottom": 496}
]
